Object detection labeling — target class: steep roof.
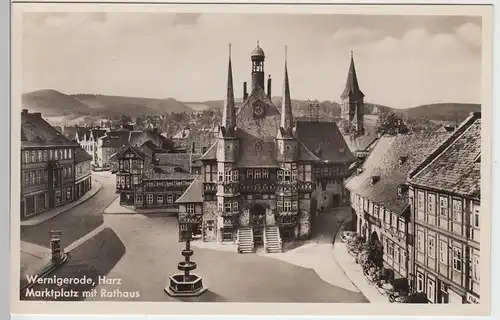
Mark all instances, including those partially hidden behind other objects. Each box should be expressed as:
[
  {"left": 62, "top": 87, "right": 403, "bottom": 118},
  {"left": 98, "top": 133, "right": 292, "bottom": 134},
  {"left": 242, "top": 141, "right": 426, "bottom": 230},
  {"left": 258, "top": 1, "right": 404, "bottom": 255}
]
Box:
[
  {"left": 175, "top": 178, "right": 204, "bottom": 203},
  {"left": 345, "top": 135, "right": 394, "bottom": 192},
  {"left": 295, "top": 121, "right": 356, "bottom": 164},
  {"left": 74, "top": 146, "right": 92, "bottom": 163},
  {"left": 156, "top": 153, "right": 192, "bottom": 172},
  {"left": 21, "top": 111, "right": 79, "bottom": 148},
  {"left": 236, "top": 130, "right": 278, "bottom": 168},
  {"left": 143, "top": 169, "right": 195, "bottom": 181},
  {"left": 343, "top": 133, "right": 378, "bottom": 154},
  {"left": 409, "top": 113, "right": 481, "bottom": 199},
  {"left": 354, "top": 132, "right": 451, "bottom": 214},
  {"left": 199, "top": 141, "right": 217, "bottom": 161},
  {"left": 341, "top": 52, "right": 364, "bottom": 100},
  {"left": 100, "top": 130, "right": 143, "bottom": 148}
]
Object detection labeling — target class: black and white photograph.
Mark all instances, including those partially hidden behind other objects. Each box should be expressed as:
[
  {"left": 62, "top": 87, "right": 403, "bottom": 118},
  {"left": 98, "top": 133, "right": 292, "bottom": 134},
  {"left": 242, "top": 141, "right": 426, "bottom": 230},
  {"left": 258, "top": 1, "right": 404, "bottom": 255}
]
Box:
[{"left": 10, "top": 3, "right": 492, "bottom": 316}]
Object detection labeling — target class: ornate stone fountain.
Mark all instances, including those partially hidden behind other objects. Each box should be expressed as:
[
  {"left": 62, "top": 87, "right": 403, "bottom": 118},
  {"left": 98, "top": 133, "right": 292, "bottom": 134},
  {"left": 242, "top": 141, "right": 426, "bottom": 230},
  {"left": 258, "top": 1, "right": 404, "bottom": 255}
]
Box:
[{"left": 165, "top": 226, "right": 207, "bottom": 297}]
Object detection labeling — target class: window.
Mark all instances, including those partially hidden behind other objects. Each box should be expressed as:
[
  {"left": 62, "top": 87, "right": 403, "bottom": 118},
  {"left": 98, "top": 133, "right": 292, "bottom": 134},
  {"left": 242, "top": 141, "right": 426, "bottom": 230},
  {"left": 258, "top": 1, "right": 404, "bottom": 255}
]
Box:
[
  {"left": 247, "top": 169, "right": 254, "bottom": 179},
  {"left": 218, "top": 202, "right": 223, "bottom": 212},
  {"left": 64, "top": 149, "right": 67, "bottom": 159},
  {"left": 187, "top": 204, "right": 195, "bottom": 214},
  {"left": 417, "top": 230, "right": 424, "bottom": 253},
  {"left": 136, "top": 194, "right": 143, "bottom": 204},
  {"left": 277, "top": 201, "right": 283, "bottom": 211},
  {"left": 428, "top": 235, "right": 436, "bottom": 259},
  {"left": 417, "top": 191, "right": 425, "bottom": 211},
  {"left": 277, "top": 169, "right": 283, "bottom": 181},
  {"left": 157, "top": 195, "right": 163, "bottom": 204},
  {"left": 167, "top": 194, "right": 173, "bottom": 203},
  {"left": 284, "top": 201, "right": 291, "bottom": 212},
  {"left": 427, "top": 194, "right": 436, "bottom": 215},
  {"left": 473, "top": 203, "right": 480, "bottom": 228},
  {"left": 417, "top": 273, "right": 424, "bottom": 292},
  {"left": 291, "top": 170, "right": 297, "bottom": 181},
  {"left": 472, "top": 255, "right": 480, "bottom": 281},
  {"left": 43, "top": 150, "right": 48, "bottom": 161},
  {"left": 233, "top": 201, "right": 239, "bottom": 212},
  {"left": 225, "top": 170, "right": 231, "bottom": 182},
  {"left": 284, "top": 169, "right": 291, "bottom": 181},
  {"left": 453, "top": 247, "right": 462, "bottom": 272},
  {"left": 292, "top": 201, "right": 298, "bottom": 211},
  {"left": 24, "top": 151, "right": 29, "bottom": 163},
  {"left": 262, "top": 169, "right": 269, "bottom": 179},
  {"left": 427, "top": 279, "right": 435, "bottom": 303},
  {"left": 31, "top": 151, "right": 37, "bottom": 162},
  {"left": 68, "top": 149, "right": 72, "bottom": 159},
  {"left": 218, "top": 171, "right": 223, "bottom": 182},
  {"left": 395, "top": 247, "right": 401, "bottom": 264},
  {"left": 146, "top": 194, "right": 153, "bottom": 204},
  {"left": 254, "top": 169, "right": 261, "bottom": 179},
  {"left": 398, "top": 219, "right": 405, "bottom": 232},
  {"left": 392, "top": 214, "right": 397, "bottom": 228},
  {"left": 222, "top": 228, "right": 233, "bottom": 241},
  {"left": 232, "top": 170, "right": 238, "bottom": 181},
  {"left": 225, "top": 202, "right": 231, "bottom": 213},
  {"left": 24, "top": 172, "right": 29, "bottom": 186},
  {"left": 452, "top": 200, "right": 462, "bottom": 222},
  {"left": 439, "top": 197, "right": 448, "bottom": 217},
  {"left": 439, "top": 240, "right": 448, "bottom": 265},
  {"left": 304, "top": 164, "right": 312, "bottom": 181}
]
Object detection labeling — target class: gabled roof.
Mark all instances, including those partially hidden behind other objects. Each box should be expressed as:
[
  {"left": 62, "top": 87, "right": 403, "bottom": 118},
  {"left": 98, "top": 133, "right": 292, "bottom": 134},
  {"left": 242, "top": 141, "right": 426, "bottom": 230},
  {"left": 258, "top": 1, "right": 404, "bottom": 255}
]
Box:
[
  {"left": 156, "top": 153, "right": 192, "bottom": 172},
  {"left": 21, "top": 111, "right": 79, "bottom": 148},
  {"left": 175, "top": 178, "right": 204, "bottom": 203},
  {"left": 354, "top": 132, "right": 451, "bottom": 214},
  {"left": 100, "top": 130, "right": 143, "bottom": 148},
  {"left": 74, "top": 147, "right": 92, "bottom": 163},
  {"left": 236, "top": 130, "right": 278, "bottom": 168},
  {"left": 143, "top": 169, "right": 195, "bottom": 180},
  {"left": 409, "top": 113, "right": 481, "bottom": 199},
  {"left": 295, "top": 121, "right": 356, "bottom": 164},
  {"left": 199, "top": 141, "right": 217, "bottom": 161},
  {"left": 114, "top": 145, "right": 154, "bottom": 162}
]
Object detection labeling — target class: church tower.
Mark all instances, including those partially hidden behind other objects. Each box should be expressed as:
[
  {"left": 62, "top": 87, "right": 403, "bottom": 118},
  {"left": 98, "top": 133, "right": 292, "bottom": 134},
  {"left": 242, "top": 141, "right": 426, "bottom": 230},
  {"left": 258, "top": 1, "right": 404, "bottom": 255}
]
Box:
[
  {"left": 216, "top": 44, "right": 240, "bottom": 239},
  {"left": 251, "top": 41, "right": 266, "bottom": 91},
  {"left": 340, "top": 50, "right": 365, "bottom": 135},
  {"left": 276, "top": 46, "right": 298, "bottom": 162}
]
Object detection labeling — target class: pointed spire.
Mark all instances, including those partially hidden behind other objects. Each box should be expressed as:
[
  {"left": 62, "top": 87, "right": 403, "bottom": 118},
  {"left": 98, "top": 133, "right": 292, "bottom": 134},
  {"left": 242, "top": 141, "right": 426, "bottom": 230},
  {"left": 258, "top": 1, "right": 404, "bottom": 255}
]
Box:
[
  {"left": 341, "top": 50, "right": 364, "bottom": 100},
  {"left": 222, "top": 43, "right": 236, "bottom": 135},
  {"left": 280, "top": 45, "right": 293, "bottom": 134}
]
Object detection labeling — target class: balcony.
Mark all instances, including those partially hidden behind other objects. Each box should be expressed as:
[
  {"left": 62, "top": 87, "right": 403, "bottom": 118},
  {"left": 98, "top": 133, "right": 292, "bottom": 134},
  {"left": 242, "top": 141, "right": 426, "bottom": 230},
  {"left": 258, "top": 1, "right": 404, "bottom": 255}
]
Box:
[
  {"left": 249, "top": 214, "right": 266, "bottom": 226},
  {"left": 180, "top": 214, "right": 202, "bottom": 224},
  {"left": 203, "top": 182, "right": 217, "bottom": 193},
  {"left": 221, "top": 213, "right": 239, "bottom": 227},
  {"left": 276, "top": 211, "right": 299, "bottom": 226},
  {"left": 240, "top": 182, "right": 276, "bottom": 194}
]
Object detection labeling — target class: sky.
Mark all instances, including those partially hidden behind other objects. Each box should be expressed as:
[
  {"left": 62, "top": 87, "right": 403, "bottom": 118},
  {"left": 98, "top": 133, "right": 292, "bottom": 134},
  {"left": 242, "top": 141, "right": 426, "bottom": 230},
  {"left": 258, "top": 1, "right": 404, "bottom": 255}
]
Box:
[{"left": 22, "top": 12, "right": 482, "bottom": 109}]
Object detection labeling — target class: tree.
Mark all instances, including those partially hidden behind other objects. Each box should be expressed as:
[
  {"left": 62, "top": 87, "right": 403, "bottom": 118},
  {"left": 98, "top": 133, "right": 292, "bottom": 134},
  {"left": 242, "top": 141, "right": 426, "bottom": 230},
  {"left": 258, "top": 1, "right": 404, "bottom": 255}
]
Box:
[
  {"left": 376, "top": 111, "right": 408, "bottom": 135},
  {"left": 358, "top": 241, "right": 384, "bottom": 271}
]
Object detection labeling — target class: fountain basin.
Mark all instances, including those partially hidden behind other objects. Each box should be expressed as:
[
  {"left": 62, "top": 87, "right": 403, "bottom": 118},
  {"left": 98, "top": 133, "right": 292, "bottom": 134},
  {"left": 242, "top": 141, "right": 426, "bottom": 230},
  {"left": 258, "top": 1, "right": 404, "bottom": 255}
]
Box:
[
  {"left": 181, "top": 249, "right": 194, "bottom": 257},
  {"left": 164, "top": 273, "right": 207, "bottom": 297},
  {"left": 178, "top": 261, "right": 197, "bottom": 272}
]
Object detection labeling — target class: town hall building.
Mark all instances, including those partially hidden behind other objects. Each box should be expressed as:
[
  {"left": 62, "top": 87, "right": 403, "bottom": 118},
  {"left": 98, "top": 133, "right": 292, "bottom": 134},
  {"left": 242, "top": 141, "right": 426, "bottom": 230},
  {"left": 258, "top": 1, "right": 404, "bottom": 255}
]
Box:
[{"left": 176, "top": 43, "right": 358, "bottom": 253}]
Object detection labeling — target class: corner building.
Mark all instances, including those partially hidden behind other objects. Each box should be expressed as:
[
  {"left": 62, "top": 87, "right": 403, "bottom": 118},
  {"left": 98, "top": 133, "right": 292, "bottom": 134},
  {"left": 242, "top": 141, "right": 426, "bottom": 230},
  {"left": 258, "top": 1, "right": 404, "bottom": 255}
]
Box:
[{"left": 176, "top": 43, "right": 356, "bottom": 252}]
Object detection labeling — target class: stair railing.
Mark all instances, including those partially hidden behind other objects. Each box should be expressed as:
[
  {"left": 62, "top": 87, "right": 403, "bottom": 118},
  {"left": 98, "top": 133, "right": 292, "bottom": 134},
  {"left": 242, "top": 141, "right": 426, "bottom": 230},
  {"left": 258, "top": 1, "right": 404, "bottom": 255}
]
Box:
[
  {"left": 250, "top": 228, "right": 255, "bottom": 253},
  {"left": 263, "top": 227, "right": 268, "bottom": 253},
  {"left": 276, "top": 226, "right": 283, "bottom": 252}
]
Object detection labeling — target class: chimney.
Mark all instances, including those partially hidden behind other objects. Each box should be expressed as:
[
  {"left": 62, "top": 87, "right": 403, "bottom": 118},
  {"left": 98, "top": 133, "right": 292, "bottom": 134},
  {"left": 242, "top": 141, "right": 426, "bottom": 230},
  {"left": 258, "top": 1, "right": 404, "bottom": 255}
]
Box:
[
  {"left": 243, "top": 82, "right": 248, "bottom": 101},
  {"left": 191, "top": 142, "right": 196, "bottom": 154},
  {"left": 22, "top": 109, "right": 28, "bottom": 114},
  {"left": 267, "top": 75, "right": 272, "bottom": 99}
]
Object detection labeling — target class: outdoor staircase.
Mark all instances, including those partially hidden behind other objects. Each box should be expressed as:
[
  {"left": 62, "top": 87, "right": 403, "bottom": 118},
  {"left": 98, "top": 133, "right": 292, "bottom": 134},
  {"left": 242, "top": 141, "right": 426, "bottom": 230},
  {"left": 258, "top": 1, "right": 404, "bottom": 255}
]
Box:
[
  {"left": 264, "top": 226, "right": 282, "bottom": 253},
  {"left": 237, "top": 227, "right": 254, "bottom": 254}
]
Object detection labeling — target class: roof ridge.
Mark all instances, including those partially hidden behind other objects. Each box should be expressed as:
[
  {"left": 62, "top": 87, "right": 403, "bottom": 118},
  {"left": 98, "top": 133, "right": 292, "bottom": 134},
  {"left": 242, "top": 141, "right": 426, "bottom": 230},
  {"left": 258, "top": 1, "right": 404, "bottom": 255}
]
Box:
[{"left": 408, "top": 113, "right": 480, "bottom": 180}]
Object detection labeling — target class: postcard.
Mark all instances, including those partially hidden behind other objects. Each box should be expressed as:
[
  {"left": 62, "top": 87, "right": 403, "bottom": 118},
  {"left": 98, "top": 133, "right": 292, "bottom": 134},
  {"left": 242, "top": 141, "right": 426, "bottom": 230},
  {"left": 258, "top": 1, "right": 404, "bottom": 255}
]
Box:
[{"left": 10, "top": 2, "right": 493, "bottom": 317}]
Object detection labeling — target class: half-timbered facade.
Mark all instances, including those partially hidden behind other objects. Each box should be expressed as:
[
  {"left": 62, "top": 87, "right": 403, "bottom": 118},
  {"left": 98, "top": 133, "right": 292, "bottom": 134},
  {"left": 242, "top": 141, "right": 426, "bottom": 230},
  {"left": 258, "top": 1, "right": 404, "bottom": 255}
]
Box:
[
  {"left": 176, "top": 44, "right": 356, "bottom": 252},
  {"left": 408, "top": 112, "right": 481, "bottom": 304}
]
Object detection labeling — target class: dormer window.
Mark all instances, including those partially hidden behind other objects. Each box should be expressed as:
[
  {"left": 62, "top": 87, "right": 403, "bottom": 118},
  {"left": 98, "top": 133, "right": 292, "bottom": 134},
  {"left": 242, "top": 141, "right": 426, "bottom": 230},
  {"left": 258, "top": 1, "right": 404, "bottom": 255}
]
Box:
[
  {"left": 399, "top": 156, "right": 408, "bottom": 165},
  {"left": 398, "top": 184, "right": 409, "bottom": 197},
  {"left": 370, "top": 175, "right": 380, "bottom": 186},
  {"left": 474, "top": 153, "right": 481, "bottom": 163}
]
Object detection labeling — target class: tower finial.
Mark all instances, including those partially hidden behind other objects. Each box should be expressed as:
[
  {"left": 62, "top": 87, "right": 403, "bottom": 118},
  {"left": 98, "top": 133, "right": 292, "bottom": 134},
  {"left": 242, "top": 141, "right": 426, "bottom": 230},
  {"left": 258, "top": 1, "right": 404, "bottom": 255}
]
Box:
[
  {"left": 285, "top": 45, "right": 288, "bottom": 62},
  {"left": 351, "top": 49, "right": 354, "bottom": 58},
  {"left": 229, "top": 42, "right": 231, "bottom": 57},
  {"left": 257, "top": 40, "right": 259, "bottom": 47}
]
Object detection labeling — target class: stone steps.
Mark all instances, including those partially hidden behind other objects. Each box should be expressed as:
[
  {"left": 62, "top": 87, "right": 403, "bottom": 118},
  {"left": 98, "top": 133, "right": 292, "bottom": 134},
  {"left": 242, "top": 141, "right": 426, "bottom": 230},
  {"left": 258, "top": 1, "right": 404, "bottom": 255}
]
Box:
[
  {"left": 264, "top": 226, "right": 282, "bottom": 253},
  {"left": 237, "top": 227, "right": 254, "bottom": 254}
]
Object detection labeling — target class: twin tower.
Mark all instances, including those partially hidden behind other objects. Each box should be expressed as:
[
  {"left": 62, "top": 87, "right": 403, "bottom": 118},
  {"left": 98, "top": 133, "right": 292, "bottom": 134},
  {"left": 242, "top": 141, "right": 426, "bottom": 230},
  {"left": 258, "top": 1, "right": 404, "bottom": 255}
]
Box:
[{"left": 221, "top": 42, "right": 365, "bottom": 136}]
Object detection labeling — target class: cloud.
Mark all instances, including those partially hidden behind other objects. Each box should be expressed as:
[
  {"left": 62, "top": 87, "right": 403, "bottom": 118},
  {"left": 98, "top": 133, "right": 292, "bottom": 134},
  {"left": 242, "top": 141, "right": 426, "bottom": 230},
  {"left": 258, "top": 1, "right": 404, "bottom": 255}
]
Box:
[
  {"left": 330, "top": 26, "right": 383, "bottom": 44},
  {"left": 456, "top": 22, "right": 482, "bottom": 47}
]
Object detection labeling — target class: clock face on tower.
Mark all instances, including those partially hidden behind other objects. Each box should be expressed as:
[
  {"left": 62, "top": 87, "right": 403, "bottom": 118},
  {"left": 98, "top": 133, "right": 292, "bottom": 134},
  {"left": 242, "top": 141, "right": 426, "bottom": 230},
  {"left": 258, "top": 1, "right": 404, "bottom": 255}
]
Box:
[{"left": 252, "top": 100, "right": 266, "bottom": 118}]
